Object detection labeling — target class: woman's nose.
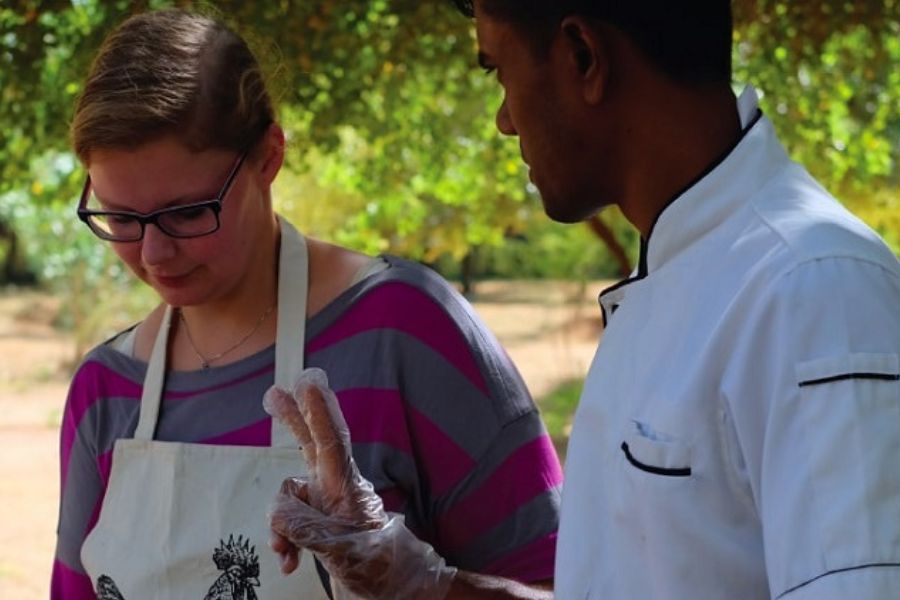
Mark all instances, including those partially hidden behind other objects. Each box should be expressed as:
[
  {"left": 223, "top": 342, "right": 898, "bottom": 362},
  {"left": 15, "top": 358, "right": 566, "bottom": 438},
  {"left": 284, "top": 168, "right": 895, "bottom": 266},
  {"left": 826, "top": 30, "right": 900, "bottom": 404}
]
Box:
[{"left": 140, "top": 223, "right": 177, "bottom": 265}]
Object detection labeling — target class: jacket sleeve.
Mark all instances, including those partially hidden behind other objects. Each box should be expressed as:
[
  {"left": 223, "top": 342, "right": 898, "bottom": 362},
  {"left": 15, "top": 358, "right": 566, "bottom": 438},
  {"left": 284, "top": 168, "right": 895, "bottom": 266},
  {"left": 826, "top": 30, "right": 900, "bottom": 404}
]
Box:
[{"left": 725, "top": 257, "right": 900, "bottom": 599}]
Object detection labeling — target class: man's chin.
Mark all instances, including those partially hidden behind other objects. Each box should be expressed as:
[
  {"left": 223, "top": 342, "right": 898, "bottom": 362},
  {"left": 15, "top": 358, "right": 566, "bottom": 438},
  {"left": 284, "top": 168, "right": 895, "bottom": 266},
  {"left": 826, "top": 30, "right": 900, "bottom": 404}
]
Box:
[{"left": 540, "top": 194, "right": 605, "bottom": 224}]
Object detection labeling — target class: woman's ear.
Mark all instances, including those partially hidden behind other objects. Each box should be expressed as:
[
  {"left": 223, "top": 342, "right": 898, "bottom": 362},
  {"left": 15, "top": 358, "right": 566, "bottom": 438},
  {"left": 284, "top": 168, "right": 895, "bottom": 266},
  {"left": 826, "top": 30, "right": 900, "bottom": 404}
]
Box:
[
  {"left": 257, "top": 123, "right": 285, "bottom": 186},
  {"left": 559, "top": 16, "right": 609, "bottom": 105}
]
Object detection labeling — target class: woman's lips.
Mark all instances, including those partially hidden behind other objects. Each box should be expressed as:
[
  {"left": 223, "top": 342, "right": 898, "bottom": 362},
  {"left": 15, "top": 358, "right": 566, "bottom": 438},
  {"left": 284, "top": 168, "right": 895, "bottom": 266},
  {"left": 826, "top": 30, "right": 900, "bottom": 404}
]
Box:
[{"left": 150, "top": 270, "right": 193, "bottom": 288}]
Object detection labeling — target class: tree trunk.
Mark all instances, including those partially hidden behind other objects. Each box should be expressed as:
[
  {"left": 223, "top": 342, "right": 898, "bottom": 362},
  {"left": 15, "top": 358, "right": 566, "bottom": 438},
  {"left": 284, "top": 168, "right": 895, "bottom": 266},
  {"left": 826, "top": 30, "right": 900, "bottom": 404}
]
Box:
[
  {"left": 585, "top": 215, "right": 632, "bottom": 278},
  {"left": 0, "top": 221, "right": 36, "bottom": 285},
  {"left": 460, "top": 250, "right": 476, "bottom": 296}
]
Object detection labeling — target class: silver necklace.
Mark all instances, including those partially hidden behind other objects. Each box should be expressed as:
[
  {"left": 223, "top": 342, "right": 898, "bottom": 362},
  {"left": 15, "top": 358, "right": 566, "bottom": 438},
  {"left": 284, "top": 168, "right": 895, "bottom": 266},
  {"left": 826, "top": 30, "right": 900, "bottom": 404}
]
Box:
[{"left": 179, "top": 304, "right": 275, "bottom": 369}]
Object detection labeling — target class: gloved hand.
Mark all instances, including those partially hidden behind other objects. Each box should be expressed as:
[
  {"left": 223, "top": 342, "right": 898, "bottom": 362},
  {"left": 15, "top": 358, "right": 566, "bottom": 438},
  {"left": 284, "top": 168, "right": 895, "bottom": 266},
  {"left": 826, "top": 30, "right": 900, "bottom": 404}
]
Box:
[{"left": 263, "top": 368, "right": 457, "bottom": 600}]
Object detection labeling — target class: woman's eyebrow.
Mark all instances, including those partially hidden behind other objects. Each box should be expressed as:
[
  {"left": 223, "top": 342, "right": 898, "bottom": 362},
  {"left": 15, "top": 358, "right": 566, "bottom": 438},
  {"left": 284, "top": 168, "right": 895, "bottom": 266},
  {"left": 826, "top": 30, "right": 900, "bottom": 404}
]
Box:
[{"left": 90, "top": 189, "right": 217, "bottom": 212}]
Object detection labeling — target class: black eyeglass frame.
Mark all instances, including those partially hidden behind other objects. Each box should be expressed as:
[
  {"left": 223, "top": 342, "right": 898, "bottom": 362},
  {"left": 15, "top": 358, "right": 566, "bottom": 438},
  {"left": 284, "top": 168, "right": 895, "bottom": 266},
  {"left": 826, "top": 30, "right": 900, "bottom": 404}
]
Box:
[{"left": 76, "top": 149, "right": 249, "bottom": 242}]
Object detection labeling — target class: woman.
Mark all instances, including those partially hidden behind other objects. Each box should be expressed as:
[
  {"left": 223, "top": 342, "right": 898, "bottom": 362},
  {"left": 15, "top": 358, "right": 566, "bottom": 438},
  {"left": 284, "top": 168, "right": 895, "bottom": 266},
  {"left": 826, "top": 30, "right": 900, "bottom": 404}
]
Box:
[{"left": 53, "top": 9, "right": 562, "bottom": 599}]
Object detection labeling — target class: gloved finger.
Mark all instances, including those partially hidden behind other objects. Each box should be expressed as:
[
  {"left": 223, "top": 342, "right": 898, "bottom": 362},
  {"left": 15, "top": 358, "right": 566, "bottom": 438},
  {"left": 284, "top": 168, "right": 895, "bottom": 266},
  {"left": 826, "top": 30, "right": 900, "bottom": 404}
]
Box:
[
  {"left": 280, "top": 547, "right": 300, "bottom": 575},
  {"left": 294, "top": 369, "right": 351, "bottom": 443},
  {"left": 270, "top": 531, "right": 301, "bottom": 575},
  {"left": 279, "top": 477, "right": 311, "bottom": 503},
  {"left": 280, "top": 468, "right": 386, "bottom": 537},
  {"left": 270, "top": 491, "right": 360, "bottom": 547},
  {"left": 263, "top": 385, "right": 317, "bottom": 470},
  {"left": 294, "top": 370, "right": 353, "bottom": 503}
]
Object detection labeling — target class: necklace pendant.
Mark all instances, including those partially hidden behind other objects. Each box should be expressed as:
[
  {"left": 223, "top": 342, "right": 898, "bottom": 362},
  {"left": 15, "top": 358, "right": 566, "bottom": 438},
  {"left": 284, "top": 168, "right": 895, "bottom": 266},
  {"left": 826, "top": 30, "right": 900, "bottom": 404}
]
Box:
[{"left": 179, "top": 303, "right": 275, "bottom": 373}]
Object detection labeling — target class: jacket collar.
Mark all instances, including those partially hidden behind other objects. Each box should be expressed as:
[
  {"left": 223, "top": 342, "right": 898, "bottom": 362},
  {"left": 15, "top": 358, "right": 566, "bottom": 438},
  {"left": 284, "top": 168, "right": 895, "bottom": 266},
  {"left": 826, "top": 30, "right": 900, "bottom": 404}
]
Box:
[{"left": 599, "top": 86, "right": 789, "bottom": 322}]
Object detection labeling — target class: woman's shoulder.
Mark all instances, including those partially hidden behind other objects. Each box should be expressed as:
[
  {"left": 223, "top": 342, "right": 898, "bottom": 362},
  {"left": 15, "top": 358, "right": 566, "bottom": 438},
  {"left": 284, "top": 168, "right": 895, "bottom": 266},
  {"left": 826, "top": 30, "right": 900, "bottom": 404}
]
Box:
[
  {"left": 366, "top": 256, "right": 466, "bottom": 304},
  {"left": 332, "top": 256, "right": 486, "bottom": 335},
  {"left": 129, "top": 304, "right": 166, "bottom": 362},
  {"left": 347, "top": 258, "right": 516, "bottom": 374},
  {"left": 72, "top": 304, "right": 163, "bottom": 380},
  {"left": 309, "top": 255, "right": 509, "bottom": 377}
]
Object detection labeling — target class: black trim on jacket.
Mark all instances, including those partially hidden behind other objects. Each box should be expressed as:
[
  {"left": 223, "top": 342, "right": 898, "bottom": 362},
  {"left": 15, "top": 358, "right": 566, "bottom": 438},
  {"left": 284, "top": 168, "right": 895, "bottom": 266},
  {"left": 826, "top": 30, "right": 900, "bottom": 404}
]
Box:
[{"left": 598, "top": 109, "right": 765, "bottom": 327}]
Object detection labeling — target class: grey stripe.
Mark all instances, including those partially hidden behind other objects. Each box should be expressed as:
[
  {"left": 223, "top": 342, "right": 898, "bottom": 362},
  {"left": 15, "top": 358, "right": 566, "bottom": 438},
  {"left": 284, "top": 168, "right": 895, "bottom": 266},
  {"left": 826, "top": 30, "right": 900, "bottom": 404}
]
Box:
[
  {"left": 89, "top": 397, "right": 140, "bottom": 456},
  {"left": 455, "top": 487, "right": 562, "bottom": 572},
  {"left": 56, "top": 447, "right": 104, "bottom": 571},
  {"left": 309, "top": 329, "right": 504, "bottom": 458},
  {"left": 86, "top": 343, "right": 147, "bottom": 382},
  {"left": 155, "top": 381, "right": 271, "bottom": 442},
  {"left": 352, "top": 441, "right": 418, "bottom": 496}
]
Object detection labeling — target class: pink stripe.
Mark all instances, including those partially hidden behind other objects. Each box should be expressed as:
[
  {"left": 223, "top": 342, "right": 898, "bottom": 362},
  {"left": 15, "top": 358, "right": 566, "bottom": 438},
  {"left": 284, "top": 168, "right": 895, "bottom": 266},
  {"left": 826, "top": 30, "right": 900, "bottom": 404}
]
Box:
[
  {"left": 51, "top": 559, "right": 96, "bottom": 599},
  {"left": 307, "top": 282, "right": 489, "bottom": 395},
  {"left": 437, "top": 435, "right": 563, "bottom": 551},
  {"left": 482, "top": 532, "right": 557, "bottom": 582},
  {"left": 337, "top": 388, "right": 413, "bottom": 454},
  {"left": 199, "top": 418, "right": 272, "bottom": 446},
  {"left": 164, "top": 363, "right": 274, "bottom": 400},
  {"left": 62, "top": 361, "right": 142, "bottom": 490},
  {"left": 409, "top": 406, "right": 475, "bottom": 497}
]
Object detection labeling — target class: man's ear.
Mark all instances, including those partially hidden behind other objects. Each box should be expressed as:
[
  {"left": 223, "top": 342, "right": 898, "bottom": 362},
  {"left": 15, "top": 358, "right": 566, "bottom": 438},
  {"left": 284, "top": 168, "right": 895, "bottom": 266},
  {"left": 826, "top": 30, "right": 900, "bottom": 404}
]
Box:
[
  {"left": 257, "top": 123, "right": 285, "bottom": 186},
  {"left": 559, "top": 16, "right": 608, "bottom": 105}
]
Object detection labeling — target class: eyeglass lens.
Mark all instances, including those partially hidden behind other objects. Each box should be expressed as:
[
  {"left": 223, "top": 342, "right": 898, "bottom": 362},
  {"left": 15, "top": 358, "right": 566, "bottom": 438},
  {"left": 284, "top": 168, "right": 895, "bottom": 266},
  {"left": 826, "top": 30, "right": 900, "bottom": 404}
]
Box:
[{"left": 84, "top": 203, "right": 220, "bottom": 241}]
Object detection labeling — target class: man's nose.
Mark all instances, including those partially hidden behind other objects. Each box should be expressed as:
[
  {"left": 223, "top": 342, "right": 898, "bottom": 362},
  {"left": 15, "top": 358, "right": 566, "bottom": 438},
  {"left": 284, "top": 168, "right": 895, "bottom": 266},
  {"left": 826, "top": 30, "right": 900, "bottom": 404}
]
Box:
[
  {"left": 141, "top": 223, "right": 176, "bottom": 265},
  {"left": 496, "top": 97, "right": 517, "bottom": 136}
]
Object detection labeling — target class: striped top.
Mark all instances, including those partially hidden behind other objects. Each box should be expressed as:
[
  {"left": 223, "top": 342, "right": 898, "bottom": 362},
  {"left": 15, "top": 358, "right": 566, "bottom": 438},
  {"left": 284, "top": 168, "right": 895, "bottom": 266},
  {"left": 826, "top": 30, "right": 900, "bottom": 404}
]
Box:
[{"left": 52, "top": 257, "right": 563, "bottom": 598}]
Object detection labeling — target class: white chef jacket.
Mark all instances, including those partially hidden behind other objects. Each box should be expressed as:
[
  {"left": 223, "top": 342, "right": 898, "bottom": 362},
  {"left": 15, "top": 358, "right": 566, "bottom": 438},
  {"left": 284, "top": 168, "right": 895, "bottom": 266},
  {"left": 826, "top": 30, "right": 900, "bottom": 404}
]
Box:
[{"left": 556, "top": 86, "right": 900, "bottom": 599}]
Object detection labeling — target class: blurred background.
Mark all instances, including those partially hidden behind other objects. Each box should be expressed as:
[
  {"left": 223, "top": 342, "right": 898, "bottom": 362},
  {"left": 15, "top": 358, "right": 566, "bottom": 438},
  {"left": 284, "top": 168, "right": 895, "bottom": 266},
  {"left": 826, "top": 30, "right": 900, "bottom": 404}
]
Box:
[{"left": 1, "top": 0, "right": 898, "bottom": 597}]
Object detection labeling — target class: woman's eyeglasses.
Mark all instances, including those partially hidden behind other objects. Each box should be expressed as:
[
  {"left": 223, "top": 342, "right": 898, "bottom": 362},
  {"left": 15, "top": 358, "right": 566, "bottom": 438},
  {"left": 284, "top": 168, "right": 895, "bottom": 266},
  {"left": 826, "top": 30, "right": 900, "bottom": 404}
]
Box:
[{"left": 77, "top": 150, "right": 248, "bottom": 242}]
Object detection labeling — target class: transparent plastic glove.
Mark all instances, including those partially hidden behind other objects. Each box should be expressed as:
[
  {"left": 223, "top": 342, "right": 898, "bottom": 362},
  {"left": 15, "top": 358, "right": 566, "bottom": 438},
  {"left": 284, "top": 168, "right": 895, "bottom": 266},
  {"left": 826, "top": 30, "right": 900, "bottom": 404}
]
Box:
[{"left": 263, "top": 368, "right": 457, "bottom": 600}]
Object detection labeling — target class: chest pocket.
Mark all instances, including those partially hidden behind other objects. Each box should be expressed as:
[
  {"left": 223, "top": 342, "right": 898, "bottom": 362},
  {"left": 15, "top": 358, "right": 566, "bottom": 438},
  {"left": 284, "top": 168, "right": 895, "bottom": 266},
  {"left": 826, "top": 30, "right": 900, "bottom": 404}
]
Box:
[{"left": 621, "top": 420, "right": 693, "bottom": 478}]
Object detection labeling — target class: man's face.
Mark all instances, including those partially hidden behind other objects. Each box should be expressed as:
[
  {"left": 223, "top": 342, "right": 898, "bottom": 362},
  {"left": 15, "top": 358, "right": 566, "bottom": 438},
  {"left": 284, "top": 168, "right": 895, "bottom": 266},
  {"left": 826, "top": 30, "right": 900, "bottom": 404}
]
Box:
[{"left": 474, "top": 6, "right": 613, "bottom": 223}]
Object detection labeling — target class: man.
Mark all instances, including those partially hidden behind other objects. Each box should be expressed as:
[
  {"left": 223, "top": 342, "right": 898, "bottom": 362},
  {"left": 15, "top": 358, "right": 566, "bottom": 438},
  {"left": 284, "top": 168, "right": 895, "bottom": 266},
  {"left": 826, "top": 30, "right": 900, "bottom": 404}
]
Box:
[{"left": 269, "top": 1, "right": 900, "bottom": 598}]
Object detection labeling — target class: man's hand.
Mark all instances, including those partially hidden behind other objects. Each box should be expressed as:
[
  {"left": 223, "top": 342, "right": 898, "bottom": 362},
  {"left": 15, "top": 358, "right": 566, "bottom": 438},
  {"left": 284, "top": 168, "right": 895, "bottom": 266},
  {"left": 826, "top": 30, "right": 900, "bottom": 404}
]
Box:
[{"left": 263, "top": 368, "right": 457, "bottom": 599}]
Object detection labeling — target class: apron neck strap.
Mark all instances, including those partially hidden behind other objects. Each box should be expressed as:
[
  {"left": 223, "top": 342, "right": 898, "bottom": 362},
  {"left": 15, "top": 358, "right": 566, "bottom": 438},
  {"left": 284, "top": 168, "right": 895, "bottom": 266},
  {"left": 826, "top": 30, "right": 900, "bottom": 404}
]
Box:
[
  {"left": 134, "top": 217, "right": 309, "bottom": 447},
  {"left": 272, "top": 218, "right": 309, "bottom": 447},
  {"left": 134, "top": 305, "right": 173, "bottom": 440}
]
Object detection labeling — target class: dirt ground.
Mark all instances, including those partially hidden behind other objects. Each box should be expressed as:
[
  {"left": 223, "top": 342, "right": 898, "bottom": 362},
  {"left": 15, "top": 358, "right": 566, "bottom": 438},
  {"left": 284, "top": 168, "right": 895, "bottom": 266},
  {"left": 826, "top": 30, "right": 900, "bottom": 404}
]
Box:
[{"left": 0, "top": 280, "right": 607, "bottom": 598}]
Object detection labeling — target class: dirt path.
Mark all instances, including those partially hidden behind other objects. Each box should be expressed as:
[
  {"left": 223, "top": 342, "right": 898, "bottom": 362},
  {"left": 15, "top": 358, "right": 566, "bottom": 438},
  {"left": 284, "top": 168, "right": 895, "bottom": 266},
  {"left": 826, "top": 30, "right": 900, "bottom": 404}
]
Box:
[
  {"left": 0, "top": 281, "right": 607, "bottom": 598},
  {"left": 0, "top": 292, "right": 72, "bottom": 598}
]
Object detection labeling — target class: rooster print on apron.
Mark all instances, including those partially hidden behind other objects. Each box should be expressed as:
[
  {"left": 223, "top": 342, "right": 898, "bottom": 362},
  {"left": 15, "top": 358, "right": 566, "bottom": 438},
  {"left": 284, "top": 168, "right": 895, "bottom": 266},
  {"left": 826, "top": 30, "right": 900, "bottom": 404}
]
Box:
[
  {"left": 97, "top": 535, "right": 262, "bottom": 600},
  {"left": 81, "top": 219, "right": 332, "bottom": 599}
]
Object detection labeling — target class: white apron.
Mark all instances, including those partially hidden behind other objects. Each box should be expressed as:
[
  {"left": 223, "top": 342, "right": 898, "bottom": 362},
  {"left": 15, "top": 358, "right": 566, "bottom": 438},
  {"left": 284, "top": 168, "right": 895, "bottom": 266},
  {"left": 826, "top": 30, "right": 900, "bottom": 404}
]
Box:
[{"left": 81, "top": 219, "right": 332, "bottom": 600}]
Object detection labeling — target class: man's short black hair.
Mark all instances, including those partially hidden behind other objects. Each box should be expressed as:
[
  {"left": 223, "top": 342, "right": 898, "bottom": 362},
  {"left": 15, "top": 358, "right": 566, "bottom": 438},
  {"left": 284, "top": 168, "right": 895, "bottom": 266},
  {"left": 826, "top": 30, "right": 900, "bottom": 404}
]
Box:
[{"left": 451, "top": 1, "right": 733, "bottom": 86}]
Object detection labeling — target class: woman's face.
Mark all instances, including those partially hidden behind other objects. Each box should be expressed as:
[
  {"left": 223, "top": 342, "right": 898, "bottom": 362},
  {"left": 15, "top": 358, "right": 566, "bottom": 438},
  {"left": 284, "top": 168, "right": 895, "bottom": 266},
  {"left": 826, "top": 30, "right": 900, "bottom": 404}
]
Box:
[{"left": 87, "top": 136, "right": 275, "bottom": 308}]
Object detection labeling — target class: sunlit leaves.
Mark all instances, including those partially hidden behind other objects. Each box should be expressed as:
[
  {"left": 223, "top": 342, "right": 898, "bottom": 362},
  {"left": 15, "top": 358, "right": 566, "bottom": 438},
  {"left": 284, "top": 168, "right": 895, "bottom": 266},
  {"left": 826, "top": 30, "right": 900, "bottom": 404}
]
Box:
[
  {"left": 1, "top": 0, "right": 898, "bottom": 282},
  {"left": 734, "top": 1, "right": 900, "bottom": 193}
]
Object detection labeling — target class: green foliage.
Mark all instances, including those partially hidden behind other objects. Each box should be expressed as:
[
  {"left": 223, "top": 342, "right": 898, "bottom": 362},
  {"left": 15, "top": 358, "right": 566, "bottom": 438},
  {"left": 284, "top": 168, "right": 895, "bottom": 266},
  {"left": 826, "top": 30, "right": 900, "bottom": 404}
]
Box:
[
  {"left": 0, "top": 150, "right": 155, "bottom": 356},
  {"left": 844, "top": 186, "right": 900, "bottom": 251},
  {"left": 537, "top": 378, "right": 583, "bottom": 461},
  {"left": 0, "top": 1, "right": 139, "bottom": 188},
  {"left": 4, "top": 1, "right": 899, "bottom": 249},
  {"left": 433, "top": 207, "right": 639, "bottom": 281},
  {"left": 734, "top": 2, "right": 900, "bottom": 193},
  {"left": 252, "top": 1, "right": 530, "bottom": 262},
  {"left": 0, "top": 0, "right": 898, "bottom": 353}
]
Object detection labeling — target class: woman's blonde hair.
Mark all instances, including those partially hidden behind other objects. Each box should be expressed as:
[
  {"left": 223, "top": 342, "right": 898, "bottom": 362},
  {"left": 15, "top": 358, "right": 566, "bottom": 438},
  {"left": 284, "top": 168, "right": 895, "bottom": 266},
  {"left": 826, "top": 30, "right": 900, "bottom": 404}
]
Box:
[{"left": 71, "top": 9, "right": 274, "bottom": 162}]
